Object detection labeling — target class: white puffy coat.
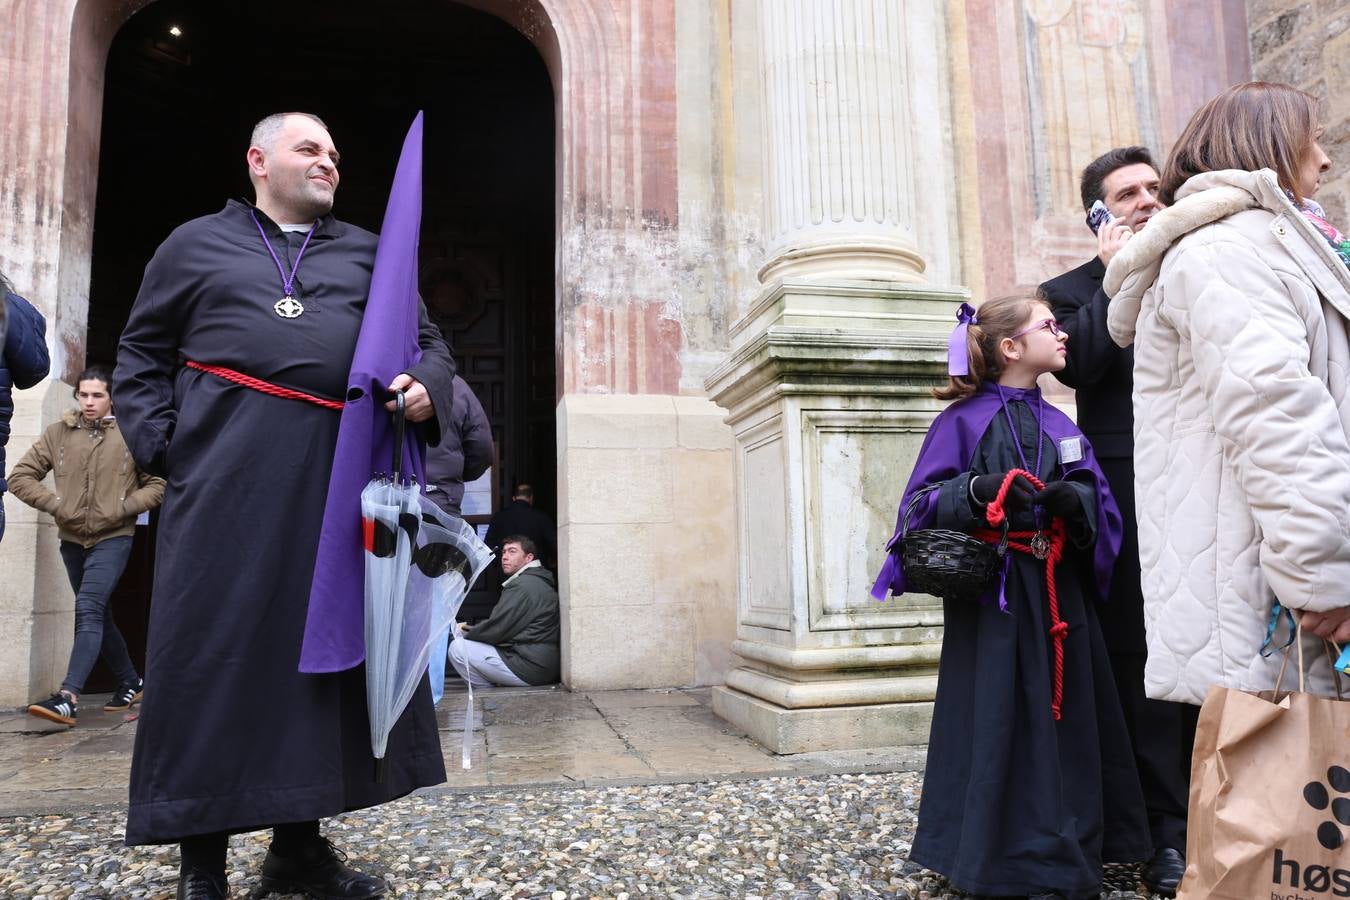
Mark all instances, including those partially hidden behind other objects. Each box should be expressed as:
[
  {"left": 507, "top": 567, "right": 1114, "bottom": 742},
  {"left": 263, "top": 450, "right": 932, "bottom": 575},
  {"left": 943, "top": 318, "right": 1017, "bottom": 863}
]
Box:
[{"left": 1106, "top": 169, "right": 1350, "bottom": 705}]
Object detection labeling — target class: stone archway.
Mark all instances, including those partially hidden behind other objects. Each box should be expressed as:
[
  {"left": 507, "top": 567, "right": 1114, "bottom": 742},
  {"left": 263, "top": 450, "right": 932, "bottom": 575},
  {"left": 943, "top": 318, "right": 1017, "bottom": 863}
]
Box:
[
  {"left": 0, "top": 0, "right": 573, "bottom": 705},
  {"left": 0, "top": 0, "right": 725, "bottom": 705}
]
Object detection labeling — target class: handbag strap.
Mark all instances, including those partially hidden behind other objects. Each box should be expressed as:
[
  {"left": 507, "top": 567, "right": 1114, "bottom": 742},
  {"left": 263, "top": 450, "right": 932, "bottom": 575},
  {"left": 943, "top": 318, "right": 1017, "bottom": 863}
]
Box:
[
  {"left": 1325, "top": 639, "right": 1346, "bottom": 701},
  {"left": 1275, "top": 615, "right": 1309, "bottom": 696},
  {"left": 1273, "top": 609, "right": 1346, "bottom": 700},
  {"left": 1298, "top": 620, "right": 1307, "bottom": 694}
]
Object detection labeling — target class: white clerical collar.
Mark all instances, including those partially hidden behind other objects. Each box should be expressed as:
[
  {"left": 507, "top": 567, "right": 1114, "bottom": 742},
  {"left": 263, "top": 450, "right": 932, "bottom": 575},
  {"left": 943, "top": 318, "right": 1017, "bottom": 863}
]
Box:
[
  {"left": 278, "top": 223, "right": 313, "bottom": 233},
  {"left": 502, "top": 559, "right": 542, "bottom": 587}
]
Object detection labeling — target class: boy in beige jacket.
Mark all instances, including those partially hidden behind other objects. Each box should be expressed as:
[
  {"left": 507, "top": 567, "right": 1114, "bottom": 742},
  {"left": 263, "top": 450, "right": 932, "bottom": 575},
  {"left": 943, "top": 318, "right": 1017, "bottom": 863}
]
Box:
[{"left": 9, "top": 366, "right": 164, "bottom": 725}]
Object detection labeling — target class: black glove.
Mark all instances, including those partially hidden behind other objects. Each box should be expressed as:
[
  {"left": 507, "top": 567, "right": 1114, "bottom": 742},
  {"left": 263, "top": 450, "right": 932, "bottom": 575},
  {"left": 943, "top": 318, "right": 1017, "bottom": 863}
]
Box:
[
  {"left": 970, "top": 472, "right": 1036, "bottom": 511},
  {"left": 1033, "top": 481, "right": 1082, "bottom": 518}
]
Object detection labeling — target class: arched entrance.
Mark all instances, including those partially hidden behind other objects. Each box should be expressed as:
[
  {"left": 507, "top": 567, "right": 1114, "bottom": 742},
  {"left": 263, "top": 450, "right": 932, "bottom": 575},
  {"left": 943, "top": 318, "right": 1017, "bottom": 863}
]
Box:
[
  {"left": 82, "top": 0, "right": 557, "bottom": 686},
  {"left": 7, "top": 0, "right": 719, "bottom": 705}
]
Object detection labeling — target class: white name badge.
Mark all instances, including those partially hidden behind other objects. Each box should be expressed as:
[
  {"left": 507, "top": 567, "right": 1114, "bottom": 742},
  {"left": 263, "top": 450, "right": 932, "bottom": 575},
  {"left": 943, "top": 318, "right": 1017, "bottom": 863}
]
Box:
[{"left": 1058, "top": 436, "right": 1084, "bottom": 464}]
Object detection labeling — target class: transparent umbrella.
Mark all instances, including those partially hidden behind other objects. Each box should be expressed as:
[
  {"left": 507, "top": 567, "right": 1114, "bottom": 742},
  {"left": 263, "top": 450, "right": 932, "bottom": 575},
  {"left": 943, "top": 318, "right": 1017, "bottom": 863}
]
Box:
[{"left": 362, "top": 393, "right": 492, "bottom": 778}]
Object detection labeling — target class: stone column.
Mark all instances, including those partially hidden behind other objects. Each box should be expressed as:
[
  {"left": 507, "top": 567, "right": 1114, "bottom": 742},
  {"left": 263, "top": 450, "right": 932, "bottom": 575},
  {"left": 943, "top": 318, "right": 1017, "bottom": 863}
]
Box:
[
  {"left": 707, "top": 0, "right": 961, "bottom": 753},
  {"left": 757, "top": 0, "right": 953, "bottom": 285}
]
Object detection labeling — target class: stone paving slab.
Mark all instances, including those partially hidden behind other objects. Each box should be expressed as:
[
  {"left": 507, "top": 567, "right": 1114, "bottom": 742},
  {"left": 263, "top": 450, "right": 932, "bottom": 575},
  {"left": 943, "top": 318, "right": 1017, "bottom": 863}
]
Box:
[{"left": 0, "top": 685, "right": 928, "bottom": 817}]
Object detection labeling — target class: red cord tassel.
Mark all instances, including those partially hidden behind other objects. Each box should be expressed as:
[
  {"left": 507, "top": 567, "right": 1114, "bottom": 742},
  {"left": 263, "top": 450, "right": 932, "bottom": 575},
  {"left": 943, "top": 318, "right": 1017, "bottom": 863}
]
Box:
[{"left": 977, "top": 469, "right": 1070, "bottom": 721}]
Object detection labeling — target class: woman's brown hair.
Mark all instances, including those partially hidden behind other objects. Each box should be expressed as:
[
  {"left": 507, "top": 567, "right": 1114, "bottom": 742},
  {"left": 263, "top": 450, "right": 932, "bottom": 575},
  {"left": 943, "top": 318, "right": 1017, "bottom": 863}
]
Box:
[
  {"left": 1160, "top": 81, "right": 1320, "bottom": 206},
  {"left": 934, "top": 294, "right": 1042, "bottom": 401}
]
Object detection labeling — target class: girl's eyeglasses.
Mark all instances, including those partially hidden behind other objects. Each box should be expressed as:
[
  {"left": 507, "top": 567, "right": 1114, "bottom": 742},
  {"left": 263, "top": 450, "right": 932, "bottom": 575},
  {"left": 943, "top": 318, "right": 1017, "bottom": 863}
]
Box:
[{"left": 1009, "top": 319, "right": 1065, "bottom": 340}]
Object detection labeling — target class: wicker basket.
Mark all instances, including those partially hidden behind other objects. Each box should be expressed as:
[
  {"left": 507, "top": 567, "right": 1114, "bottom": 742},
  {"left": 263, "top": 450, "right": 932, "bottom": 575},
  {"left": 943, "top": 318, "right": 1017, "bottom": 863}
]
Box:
[{"left": 894, "top": 485, "right": 1004, "bottom": 601}]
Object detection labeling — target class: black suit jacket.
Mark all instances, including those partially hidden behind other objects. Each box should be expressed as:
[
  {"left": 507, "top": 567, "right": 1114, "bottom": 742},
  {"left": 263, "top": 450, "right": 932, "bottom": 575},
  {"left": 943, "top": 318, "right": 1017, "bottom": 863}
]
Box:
[
  {"left": 1039, "top": 257, "right": 1134, "bottom": 459},
  {"left": 1040, "top": 258, "right": 1144, "bottom": 654}
]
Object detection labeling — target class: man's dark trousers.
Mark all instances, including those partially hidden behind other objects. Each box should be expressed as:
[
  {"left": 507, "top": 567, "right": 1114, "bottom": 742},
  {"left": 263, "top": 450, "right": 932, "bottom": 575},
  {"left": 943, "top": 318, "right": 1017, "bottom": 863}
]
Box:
[{"left": 1041, "top": 257, "right": 1199, "bottom": 853}]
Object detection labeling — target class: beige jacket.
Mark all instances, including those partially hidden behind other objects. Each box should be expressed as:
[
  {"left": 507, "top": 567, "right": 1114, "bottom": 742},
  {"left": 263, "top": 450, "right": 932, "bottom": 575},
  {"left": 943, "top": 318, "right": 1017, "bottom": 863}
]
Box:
[
  {"left": 8, "top": 409, "right": 165, "bottom": 548},
  {"left": 1106, "top": 169, "right": 1350, "bottom": 704}
]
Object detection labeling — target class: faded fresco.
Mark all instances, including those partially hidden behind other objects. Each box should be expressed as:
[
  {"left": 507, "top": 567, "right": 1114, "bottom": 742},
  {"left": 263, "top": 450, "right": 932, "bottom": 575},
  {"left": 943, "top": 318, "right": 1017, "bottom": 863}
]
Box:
[
  {"left": 1023, "top": 0, "right": 1159, "bottom": 219},
  {"left": 957, "top": 0, "right": 1251, "bottom": 296}
]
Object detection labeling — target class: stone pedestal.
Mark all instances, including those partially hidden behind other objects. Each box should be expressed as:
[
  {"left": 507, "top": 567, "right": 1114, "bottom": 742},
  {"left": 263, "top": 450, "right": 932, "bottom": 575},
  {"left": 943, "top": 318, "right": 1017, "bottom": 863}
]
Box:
[{"left": 706, "top": 278, "right": 963, "bottom": 753}]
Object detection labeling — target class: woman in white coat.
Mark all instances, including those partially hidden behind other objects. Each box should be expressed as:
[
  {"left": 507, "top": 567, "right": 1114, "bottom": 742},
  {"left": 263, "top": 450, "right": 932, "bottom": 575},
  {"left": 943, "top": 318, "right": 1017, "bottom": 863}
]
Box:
[{"left": 1105, "top": 81, "right": 1350, "bottom": 705}]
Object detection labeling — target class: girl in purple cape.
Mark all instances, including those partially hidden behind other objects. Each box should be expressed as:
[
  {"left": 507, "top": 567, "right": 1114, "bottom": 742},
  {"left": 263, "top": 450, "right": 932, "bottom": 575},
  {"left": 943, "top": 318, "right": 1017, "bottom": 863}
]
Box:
[{"left": 875, "top": 295, "right": 1149, "bottom": 899}]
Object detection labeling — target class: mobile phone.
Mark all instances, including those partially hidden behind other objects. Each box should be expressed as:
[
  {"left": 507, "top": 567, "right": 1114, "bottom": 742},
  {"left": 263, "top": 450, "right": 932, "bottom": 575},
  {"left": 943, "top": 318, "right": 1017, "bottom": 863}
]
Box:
[{"left": 1086, "top": 199, "right": 1115, "bottom": 235}]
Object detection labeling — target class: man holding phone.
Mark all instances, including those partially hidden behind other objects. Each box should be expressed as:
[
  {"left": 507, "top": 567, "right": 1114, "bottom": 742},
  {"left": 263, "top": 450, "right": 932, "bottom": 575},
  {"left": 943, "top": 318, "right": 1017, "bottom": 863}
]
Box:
[{"left": 1039, "top": 147, "right": 1194, "bottom": 897}]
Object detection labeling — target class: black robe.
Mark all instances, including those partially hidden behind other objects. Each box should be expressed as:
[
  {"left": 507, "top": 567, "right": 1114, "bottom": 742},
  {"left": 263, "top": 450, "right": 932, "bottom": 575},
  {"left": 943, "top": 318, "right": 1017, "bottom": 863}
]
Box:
[
  {"left": 908, "top": 400, "right": 1150, "bottom": 899},
  {"left": 114, "top": 201, "right": 452, "bottom": 845}
]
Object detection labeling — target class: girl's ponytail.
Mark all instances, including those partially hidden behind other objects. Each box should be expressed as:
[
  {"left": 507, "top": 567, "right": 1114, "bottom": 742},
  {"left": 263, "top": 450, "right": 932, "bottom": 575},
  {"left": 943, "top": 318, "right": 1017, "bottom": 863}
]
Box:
[
  {"left": 933, "top": 322, "right": 985, "bottom": 400},
  {"left": 931, "top": 294, "right": 1042, "bottom": 401}
]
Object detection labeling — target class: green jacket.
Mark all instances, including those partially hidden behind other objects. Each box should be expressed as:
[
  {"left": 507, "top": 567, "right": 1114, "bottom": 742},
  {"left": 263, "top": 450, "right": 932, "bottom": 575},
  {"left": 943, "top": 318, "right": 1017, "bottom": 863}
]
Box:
[{"left": 465, "top": 564, "right": 559, "bottom": 685}]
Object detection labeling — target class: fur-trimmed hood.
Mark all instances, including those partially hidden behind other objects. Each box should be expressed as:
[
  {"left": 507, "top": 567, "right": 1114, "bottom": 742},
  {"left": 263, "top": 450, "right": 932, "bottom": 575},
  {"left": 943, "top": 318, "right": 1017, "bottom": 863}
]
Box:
[
  {"left": 1105, "top": 168, "right": 1350, "bottom": 346},
  {"left": 1107, "top": 166, "right": 1350, "bottom": 704},
  {"left": 61, "top": 408, "right": 118, "bottom": 431}
]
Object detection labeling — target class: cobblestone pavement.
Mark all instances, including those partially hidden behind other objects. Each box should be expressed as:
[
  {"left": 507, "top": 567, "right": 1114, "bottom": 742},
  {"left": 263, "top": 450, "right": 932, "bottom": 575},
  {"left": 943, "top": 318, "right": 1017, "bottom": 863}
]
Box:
[
  {"left": 0, "top": 772, "right": 1164, "bottom": 899},
  {"left": 0, "top": 688, "right": 1166, "bottom": 899}
]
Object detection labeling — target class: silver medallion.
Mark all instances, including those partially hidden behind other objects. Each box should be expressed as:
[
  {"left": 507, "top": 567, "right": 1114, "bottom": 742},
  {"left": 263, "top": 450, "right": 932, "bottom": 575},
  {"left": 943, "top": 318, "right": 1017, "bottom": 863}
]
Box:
[
  {"left": 275, "top": 296, "right": 305, "bottom": 319},
  {"left": 1030, "top": 531, "right": 1050, "bottom": 560}
]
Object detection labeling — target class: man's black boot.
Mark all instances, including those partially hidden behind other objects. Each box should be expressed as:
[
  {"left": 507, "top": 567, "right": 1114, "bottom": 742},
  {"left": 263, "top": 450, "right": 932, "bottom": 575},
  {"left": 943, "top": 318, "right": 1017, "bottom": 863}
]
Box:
[
  {"left": 258, "top": 836, "right": 386, "bottom": 899},
  {"left": 1141, "top": 847, "right": 1185, "bottom": 897},
  {"left": 177, "top": 866, "right": 229, "bottom": 899}
]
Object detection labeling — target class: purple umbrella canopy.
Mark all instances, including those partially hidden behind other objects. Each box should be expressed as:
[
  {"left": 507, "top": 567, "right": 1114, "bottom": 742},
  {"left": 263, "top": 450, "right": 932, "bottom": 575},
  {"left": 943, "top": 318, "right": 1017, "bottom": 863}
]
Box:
[{"left": 300, "top": 112, "right": 428, "bottom": 674}]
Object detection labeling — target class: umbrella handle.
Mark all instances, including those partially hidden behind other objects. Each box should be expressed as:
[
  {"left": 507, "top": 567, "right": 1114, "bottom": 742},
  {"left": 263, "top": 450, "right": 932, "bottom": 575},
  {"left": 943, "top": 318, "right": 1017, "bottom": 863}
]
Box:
[{"left": 391, "top": 389, "right": 407, "bottom": 482}]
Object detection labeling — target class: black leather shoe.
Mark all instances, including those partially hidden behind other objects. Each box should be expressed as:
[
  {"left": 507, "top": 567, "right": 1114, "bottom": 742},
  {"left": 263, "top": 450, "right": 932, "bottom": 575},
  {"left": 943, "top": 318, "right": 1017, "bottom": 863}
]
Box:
[
  {"left": 1142, "top": 846, "right": 1186, "bottom": 897},
  {"left": 177, "top": 866, "right": 229, "bottom": 899},
  {"left": 258, "top": 837, "right": 386, "bottom": 899}
]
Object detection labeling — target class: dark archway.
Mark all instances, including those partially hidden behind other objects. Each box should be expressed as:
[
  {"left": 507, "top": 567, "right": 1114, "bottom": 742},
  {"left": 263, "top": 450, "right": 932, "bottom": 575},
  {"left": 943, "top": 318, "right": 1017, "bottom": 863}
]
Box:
[{"left": 85, "top": 0, "right": 556, "bottom": 686}]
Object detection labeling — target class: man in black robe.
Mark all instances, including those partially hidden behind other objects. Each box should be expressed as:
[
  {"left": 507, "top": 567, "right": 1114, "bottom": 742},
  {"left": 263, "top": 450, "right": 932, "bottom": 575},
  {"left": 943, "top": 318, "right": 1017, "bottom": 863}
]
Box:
[
  {"left": 114, "top": 112, "right": 453, "bottom": 900},
  {"left": 1039, "top": 146, "right": 1198, "bottom": 897}
]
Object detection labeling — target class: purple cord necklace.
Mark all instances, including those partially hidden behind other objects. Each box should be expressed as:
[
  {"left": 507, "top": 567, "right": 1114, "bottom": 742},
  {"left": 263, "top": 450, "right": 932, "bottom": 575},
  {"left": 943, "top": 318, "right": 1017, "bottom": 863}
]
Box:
[
  {"left": 995, "top": 383, "right": 1049, "bottom": 548},
  {"left": 994, "top": 383, "right": 1045, "bottom": 478},
  {"left": 251, "top": 209, "right": 318, "bottom": 320}
]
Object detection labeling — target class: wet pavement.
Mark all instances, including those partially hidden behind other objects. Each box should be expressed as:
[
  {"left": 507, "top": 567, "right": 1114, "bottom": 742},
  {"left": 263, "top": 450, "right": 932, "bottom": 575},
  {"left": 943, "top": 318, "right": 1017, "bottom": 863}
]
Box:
[{"left": 0, "top": 685, "right": 924, "bottom": 817}]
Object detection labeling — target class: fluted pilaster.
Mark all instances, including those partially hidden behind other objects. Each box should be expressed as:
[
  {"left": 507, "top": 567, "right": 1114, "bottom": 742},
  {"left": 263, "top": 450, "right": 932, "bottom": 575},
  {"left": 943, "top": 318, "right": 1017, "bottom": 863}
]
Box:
[{"left": 758, "top": 0, "right": 931, "bottom": 284}]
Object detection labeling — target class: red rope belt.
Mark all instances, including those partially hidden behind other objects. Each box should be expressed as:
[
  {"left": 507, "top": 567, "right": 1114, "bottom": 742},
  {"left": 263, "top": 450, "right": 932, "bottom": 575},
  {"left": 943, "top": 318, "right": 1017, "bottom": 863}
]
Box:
[
  {"left": 972, "top": 468, "right": 1071, "bottom": 721},
  {"left": 184, "top": 361, "right": 345, "bottom": 411}
]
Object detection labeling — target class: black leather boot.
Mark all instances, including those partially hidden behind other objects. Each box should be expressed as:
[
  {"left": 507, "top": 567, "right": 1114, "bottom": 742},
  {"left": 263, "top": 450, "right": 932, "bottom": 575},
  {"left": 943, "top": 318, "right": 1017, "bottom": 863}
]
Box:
[
  {"left": 257, "top": 836, "right": 386, "bottom": 899},
  {"left": 1142, "top": 847, "right": 1185, "bottom": 897},
  {"left": 177, "top": 865, "right": 229, "bottom": 899}
]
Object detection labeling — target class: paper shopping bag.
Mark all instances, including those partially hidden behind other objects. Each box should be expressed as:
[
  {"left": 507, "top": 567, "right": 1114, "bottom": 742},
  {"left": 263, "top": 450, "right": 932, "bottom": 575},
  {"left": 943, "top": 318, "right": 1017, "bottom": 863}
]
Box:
[{"left": 1179, "top": 679, "right": 1350, "bottom": 899}]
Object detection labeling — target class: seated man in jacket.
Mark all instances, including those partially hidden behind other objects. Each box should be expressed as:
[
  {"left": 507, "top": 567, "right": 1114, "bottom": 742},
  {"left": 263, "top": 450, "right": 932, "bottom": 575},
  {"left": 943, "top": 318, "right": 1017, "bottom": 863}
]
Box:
[{"left": 449, "top": 535, "right": 559, "bottom": 687}]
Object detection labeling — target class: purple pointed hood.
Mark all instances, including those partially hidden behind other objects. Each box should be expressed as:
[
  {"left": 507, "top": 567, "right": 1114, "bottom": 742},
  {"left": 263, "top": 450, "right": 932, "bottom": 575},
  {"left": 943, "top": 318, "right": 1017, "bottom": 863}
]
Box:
[{"left": 299, "top": 112, "right": 427, "bottom": 673}]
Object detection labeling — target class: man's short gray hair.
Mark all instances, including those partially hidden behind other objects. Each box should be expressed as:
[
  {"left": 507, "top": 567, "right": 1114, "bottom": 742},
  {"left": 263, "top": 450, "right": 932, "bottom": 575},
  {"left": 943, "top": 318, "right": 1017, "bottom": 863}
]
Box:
[{"left": 249, "top": 112, "right": 329, "bottom": 152}]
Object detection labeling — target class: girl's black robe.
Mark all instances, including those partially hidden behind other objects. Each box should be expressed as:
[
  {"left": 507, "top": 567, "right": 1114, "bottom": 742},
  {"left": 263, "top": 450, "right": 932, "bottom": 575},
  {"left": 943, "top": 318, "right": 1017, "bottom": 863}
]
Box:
[
  {"left": 114, "top": 201, "right": 452, "bottom": 845},
  {"left": 908, "top": 398, "right": 1150, "bottom": 899}
]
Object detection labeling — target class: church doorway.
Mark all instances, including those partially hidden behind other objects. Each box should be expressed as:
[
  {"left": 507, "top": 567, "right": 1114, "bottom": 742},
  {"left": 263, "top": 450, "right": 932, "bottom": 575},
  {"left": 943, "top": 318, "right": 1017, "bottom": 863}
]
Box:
[{"left": 83, "top": 0, "right": 556, "bottom": 688}]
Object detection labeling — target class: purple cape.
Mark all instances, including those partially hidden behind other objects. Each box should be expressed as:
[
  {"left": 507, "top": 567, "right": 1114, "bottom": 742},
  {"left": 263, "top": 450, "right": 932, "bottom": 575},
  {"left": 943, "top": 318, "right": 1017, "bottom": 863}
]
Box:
[
  {"left": 299, "top": 112, "right": 427, "bottom": 673},
  {"left": 870, "top": 382, "right": 1122, "bottom": 604}
]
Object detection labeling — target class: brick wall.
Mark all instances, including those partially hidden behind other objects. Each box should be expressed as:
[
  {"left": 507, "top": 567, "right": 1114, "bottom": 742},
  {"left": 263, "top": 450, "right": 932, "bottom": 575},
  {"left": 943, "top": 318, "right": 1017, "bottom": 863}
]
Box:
[{"left": 1248, "top": 0, "right": 1350, "bottom": 222}]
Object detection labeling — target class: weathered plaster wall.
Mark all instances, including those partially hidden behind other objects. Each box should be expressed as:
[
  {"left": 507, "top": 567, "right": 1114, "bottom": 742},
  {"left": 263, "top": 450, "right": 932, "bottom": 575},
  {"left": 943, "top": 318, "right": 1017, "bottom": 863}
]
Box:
[
  {"left": 1248, "top": 0, "right": 1350, "bottom": 224},
  {"left": 950, "top": 0, "right": 1252, "bottom": 300},
  {"left": 0, "top": 0, "right": 743, "bottom": 701}
]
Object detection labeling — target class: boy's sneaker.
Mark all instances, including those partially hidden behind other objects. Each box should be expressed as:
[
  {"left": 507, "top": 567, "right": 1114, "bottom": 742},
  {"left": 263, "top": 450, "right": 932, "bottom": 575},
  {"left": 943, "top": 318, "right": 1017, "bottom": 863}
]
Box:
[
  {"left": 28, "top": 692, "right": 77, "bottom": 726},
  {"left": 104, "top": 679, "right": 144, "bottom": 712}
]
